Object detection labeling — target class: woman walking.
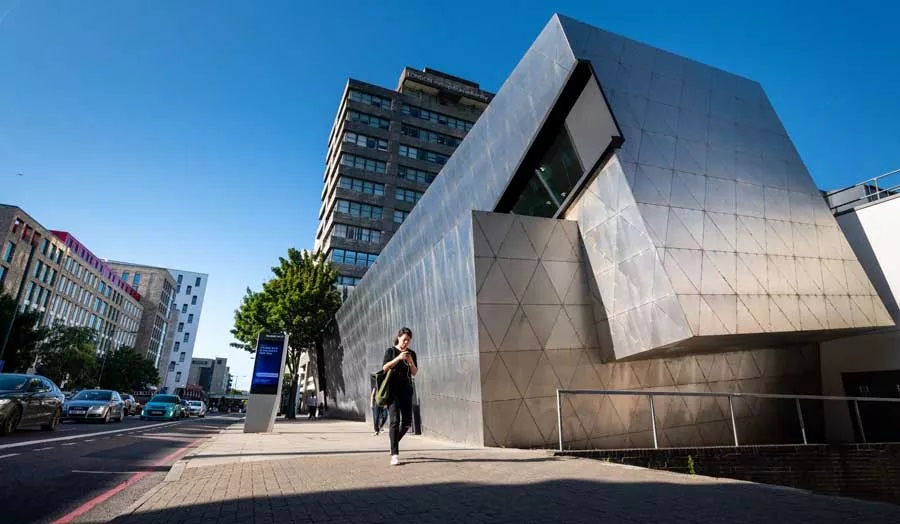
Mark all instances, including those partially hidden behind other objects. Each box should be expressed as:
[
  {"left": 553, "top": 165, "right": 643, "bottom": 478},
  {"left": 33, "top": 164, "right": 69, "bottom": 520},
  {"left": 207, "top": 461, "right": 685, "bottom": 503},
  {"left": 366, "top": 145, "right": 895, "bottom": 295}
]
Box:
[{"left": 382, "top": 327, "right": 418, "bottom": 466}]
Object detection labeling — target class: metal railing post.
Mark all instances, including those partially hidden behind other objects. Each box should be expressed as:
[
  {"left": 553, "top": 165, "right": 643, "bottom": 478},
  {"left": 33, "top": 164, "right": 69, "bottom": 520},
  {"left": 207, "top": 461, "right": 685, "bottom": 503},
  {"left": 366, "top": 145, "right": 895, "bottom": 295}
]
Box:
[
  {"left": 853, "top": 400, "right": 867, "bottom": 443},
  {"left": 648, "top": 394, "right": 658, "bottom": 449},
  {"left": 556, "top": 389, "right": 563, "bottom": 452},
  {"left": 794, "top": 398, "right": 808, "bottom": 445},
  {"left": 728, "top": 395, "right": 739, "bottom": 447}
]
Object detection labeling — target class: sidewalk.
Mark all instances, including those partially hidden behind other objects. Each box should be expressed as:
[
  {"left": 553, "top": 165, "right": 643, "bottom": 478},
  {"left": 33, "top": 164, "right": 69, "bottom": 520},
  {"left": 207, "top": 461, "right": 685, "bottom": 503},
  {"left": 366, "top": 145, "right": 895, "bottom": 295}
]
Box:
[{"left": 115, "top": 418, "right": 900, "bottom": 524}]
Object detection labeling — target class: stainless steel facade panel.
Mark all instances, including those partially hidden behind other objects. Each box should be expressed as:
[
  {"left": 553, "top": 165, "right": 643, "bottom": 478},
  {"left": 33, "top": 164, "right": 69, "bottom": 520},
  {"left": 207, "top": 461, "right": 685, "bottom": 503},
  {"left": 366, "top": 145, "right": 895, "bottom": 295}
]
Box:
[{"left": 327, "top": 14, "right": 893, "bottom": 448}]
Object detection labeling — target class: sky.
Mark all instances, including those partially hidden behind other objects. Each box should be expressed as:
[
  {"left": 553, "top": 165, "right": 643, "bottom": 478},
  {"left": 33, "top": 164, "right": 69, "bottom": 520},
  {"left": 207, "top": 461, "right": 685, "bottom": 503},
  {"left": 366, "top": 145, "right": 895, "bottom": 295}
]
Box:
[{"left": 1, "top": 0, "right": 898, "bottom": 389}]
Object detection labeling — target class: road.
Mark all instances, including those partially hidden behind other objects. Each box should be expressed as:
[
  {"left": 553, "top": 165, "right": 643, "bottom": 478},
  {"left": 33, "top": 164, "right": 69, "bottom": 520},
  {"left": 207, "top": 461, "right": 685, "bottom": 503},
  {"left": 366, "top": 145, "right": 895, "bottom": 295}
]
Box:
[{"left": 0, "top": 413, "right": 242, "bottom": 523}]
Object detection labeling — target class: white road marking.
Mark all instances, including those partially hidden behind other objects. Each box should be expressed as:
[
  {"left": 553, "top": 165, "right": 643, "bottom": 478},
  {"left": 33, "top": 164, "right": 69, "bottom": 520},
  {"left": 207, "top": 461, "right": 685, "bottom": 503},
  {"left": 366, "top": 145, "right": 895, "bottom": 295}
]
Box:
[
  {"left": 71, "top": 470, "right": 143, "bottom": 474},
  {"left": 34, "top": 447, "right": 54, "bottom": 451},
  {"left": 0, "top": 421, "right": 181, "bottom": 451},
  {"left": 61, "top": 443, "right": 76, "bottom": 446},
  {"left": 0, "top": 453, "right": 21, "bottom": 459}
]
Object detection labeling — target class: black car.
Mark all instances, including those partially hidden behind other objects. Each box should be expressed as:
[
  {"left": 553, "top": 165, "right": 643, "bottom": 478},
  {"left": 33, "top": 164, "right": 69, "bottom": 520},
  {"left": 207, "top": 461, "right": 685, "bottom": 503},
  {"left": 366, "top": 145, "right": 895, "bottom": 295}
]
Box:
[{"left": 0, "top": 373, "right": 65, "bottom": 435}]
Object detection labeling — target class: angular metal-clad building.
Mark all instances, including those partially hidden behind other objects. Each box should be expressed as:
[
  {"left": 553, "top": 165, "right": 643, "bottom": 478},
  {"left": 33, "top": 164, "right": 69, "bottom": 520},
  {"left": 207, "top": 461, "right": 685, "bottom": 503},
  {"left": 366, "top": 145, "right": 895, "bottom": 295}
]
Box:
[{"left": 324, "top": 14, "right": 894, "bottom": 448}]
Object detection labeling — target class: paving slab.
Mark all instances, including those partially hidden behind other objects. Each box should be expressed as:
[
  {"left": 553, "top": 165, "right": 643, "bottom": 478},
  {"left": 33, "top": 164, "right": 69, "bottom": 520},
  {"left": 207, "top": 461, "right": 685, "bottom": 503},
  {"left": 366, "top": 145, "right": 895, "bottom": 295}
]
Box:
[{"left": 114, "top": 418, "right": 900, "bottom": 524}]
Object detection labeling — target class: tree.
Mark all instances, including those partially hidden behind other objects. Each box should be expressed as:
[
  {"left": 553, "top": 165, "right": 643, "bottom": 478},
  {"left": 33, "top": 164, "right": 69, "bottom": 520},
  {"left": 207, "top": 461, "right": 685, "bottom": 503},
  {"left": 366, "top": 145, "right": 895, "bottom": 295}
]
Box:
[
  {"left": 231, "top": 249, "right": 340, "bottom": 419},
  {"left": 0, "top": 292, "right": 47, "bottom": 373},
  {"left": 35, "top": 325, "right": 98, "bottom": 389},
  {"left": 99, "top": 347, "right": 160, "bottom": 392}
]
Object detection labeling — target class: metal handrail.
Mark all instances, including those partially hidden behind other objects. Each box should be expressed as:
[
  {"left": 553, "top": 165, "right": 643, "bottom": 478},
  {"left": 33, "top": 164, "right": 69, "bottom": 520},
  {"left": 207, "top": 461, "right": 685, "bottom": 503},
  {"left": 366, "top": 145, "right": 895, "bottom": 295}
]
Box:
[
  {"left": 555, "top": 388, "right": 900, "bottom": 452},
  {"left": 825, "top": 167, "right": 900, "bottom": 213}
]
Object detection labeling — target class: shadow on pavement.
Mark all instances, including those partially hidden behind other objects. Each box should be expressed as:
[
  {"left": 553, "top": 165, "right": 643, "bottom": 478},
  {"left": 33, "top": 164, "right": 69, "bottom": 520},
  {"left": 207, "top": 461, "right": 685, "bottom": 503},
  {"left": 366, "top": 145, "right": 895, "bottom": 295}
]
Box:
[{"left": 111, "top": 479, "right": 900, "bottom": 524}]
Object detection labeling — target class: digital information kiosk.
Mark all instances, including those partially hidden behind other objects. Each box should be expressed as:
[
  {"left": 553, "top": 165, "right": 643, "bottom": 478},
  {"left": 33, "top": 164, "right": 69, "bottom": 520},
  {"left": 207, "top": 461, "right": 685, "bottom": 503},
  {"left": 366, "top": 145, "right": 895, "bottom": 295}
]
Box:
[{"left": 244, "top": 332, "right": 289, "bottom": 433}]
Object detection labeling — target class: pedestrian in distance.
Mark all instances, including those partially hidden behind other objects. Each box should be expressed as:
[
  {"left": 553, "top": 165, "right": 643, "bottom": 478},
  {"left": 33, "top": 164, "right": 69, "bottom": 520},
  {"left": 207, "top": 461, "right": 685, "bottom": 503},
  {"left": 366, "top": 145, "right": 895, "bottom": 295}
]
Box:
[
  {"left": 307, "top": 394, "right": 318, "bottom": 420},
  {"left": 371, "top": 386, "right": 389, "bottom": 436},
  {"left": 382, "top": 327, "right": 418, "bottom": 466}
]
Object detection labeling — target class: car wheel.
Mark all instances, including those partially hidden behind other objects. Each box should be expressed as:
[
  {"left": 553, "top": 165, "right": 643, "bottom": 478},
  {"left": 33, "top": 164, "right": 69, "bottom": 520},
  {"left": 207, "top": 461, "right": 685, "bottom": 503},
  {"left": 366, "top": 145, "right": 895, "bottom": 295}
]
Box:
[
  {"left": 103, "top": 410, "right": 111, "bottom": 424},
  {"left": 117, "top": 410, "right": 124, "bottom": 423},
  {"left": 0, "top": 407, "right": 22, "bottom": 436},
  {"left": 41, "top": 408, "right": 61, "bottom": 431}
]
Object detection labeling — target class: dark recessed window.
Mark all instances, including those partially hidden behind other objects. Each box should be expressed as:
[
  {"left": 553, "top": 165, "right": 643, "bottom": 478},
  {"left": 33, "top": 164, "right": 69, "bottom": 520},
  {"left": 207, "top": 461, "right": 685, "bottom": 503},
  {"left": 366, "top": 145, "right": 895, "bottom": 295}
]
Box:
[{"left": 510, "top": 128, "right": 583, "bottom": 218}]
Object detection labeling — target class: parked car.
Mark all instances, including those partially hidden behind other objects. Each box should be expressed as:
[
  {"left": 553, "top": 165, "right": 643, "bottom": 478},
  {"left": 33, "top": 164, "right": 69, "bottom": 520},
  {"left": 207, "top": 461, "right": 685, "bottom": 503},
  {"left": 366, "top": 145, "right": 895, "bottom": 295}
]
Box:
[
  {"left": 63, "top": 389, "right": 125, "bottom": 423},
  {"left": 140, "top": 394, "right": 183, "bottom": 421},
  {"left": 0, "top": 373, "right": 65, "bottom": 435},
  {"left": 179, "top": 399, "right": 190, "bottom": 418},
  {"left": 120, "top": 394, "right": 137, "bottom": 415},
  {"left": 187, "top": 400, "right": 207, "bottom": 418}
]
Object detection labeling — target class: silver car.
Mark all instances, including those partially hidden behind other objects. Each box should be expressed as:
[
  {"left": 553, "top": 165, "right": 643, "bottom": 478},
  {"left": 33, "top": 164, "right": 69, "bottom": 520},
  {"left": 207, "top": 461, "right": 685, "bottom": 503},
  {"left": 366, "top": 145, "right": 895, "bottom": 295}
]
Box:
[
  {"left": 187, "top": 400, "right": 207, "bottom": 418},
  {"left": 63, "top": 389, "right": 125, "bottom": 423}
]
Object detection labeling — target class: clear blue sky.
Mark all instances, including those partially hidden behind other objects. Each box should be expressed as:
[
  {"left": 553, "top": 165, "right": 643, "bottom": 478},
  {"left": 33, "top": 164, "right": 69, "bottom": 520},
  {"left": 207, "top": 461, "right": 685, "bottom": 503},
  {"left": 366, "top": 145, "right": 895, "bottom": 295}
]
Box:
[{"left": 1, "top": 0, "right": 897, "bottom": 388}]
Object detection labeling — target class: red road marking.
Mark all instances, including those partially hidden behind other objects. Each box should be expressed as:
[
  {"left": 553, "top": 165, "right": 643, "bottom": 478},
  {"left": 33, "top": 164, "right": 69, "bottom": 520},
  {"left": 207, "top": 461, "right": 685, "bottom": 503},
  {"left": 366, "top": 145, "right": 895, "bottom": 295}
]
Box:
[{"left": 50, "top": 438, "right": 202, "bottom": 524}]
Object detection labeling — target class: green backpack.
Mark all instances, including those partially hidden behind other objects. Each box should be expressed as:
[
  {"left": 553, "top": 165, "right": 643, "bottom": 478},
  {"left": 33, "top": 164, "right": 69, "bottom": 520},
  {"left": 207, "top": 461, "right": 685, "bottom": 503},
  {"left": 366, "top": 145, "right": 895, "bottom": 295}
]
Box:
[{"left": 374, "top": 369, "right": 392, "bottom": 406}]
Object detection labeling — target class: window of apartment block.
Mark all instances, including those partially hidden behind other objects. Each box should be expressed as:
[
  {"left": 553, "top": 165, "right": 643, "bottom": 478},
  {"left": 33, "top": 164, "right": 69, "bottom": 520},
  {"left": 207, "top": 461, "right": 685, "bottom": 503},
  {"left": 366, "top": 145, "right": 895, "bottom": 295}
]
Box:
[
  {"left": 338, "top": 176, "right": 385, "bottom": 196},
  {"left": 181, "top": 304, "right": 188, "bottom": 313},
  {"left": 178, "top": 322, "right": 184, "bottom": 332},
  {"left": 174, "top": 341, "right": 180, "bottom": 351},
  {"left": 175, "top": 371, "right": 182, "bottom": 382},
  {"left": 195, "top": 277, "right": 201, "bottom": 287},
  {"left": 395, "top": 188, "right": 423, "bottom": 204},
  {"left": 397, "top": 165, "right": 435, "bottom": 185},
  {"left": 179, "top": 352, "right": 186, "bottom": 362},
  {"left": 132, "top": 273, "right": 140, "bottom": 287},
  {"left": 336, "top": 275, "right": 360, "bottom": 286},
  {"left": 186, "top": 285, "right": 192, "bottom": 294},
  {"left": 348, "top": 89, "right": 392, "bottom": 110},
  {"left": 177, "top": 274, "right": 183, "bottom": 284},
  {"left": 345, "top": 110, "right": 390, "bottom": 130},
  {"left": 191, "top": 296, "right": 198, "bottom": 305},
  {"left": 168, "top": 362, "right": 176, "bottom": 372},
  {"left": 0, "top": 266, "right": 7, "bottom": 287},
  {"left": 331, "top": 249, "right": 377, "bottom": 267},
  {"left": 400, "top": 104, "right": 474, "bottom": 131},
  {"left": 3, "top": 242, "right": 15, "bottom": 263},
  {"left": 331, "top": 224, "right": 381, "bottom": 244},
  {"left": 393, "top": 210, "right": 408, "bottom": 224},
  {"left": 398, "top": 144, "right": 449, "bottom": 166},
  {"left": 340, "top": 154, "right": 386, "bottom": 174},
  {"left": 183, "top": 333, "right": 190, "bottom": 342},
  {"left": 188, "top": 314, "right": 193, "bottom": 324},
  {"left": 176, "top": 284, "right": 181, "bottom": 293},
  {"left": 343, "top": 131, "right": 389, "bottom": 152},
  {"left": 335, "top": 199, "right": 383, "bottom": 220}
]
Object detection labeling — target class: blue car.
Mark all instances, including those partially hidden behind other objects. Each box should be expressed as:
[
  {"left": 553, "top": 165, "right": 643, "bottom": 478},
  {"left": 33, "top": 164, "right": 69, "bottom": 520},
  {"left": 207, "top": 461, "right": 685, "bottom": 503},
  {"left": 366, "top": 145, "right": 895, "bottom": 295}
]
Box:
[{"left": 140, "top": 394, "right": 183, "bottom": 421}]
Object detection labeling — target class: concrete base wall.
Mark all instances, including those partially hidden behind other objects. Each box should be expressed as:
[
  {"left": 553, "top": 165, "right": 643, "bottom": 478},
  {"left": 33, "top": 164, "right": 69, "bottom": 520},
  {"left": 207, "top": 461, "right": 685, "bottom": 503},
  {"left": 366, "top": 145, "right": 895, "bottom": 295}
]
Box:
[{"left": 561, "top": 444, "right": 900, "bottom": 505}]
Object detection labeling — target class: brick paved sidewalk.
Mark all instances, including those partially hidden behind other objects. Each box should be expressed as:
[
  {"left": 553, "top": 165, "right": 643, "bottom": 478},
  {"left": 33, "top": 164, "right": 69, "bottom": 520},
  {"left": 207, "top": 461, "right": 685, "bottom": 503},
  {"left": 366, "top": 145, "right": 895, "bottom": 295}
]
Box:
[{"left": 114, "top": 419, "right": 900, "bottom": 524}]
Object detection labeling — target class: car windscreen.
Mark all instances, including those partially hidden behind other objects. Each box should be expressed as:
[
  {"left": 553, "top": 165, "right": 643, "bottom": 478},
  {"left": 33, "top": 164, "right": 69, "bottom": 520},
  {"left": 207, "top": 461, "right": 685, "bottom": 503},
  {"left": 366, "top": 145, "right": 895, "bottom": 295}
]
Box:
[
  {"left": 189, "top": 401, "right": 202, "bottom": 406},
  {"left": 149, "top": 395, "right": 178, "bottom": 404},
  {"left": 73, "top": 390, "right": 113, "bottom": 401},
  {"left": 0, "top": 375, "right": 29, "bottom": 391}
]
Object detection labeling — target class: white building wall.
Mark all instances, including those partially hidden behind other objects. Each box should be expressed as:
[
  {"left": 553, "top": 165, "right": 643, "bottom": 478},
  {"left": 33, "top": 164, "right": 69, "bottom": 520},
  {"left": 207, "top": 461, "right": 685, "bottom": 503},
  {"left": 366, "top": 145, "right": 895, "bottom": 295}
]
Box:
[
  {"left": 821, "top": 195, "right": 900, "bottom": 441},
  {"left": 161, "top": 269, "right": 209, "bottom": 393}
]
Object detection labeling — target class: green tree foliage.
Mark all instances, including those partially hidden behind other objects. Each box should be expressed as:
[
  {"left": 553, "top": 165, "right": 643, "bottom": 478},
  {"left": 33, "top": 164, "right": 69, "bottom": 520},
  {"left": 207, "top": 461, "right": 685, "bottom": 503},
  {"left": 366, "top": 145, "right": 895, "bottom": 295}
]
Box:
[
  {"left": 99, "top": 347, "right": 160, "bottom": 392},
  {"left": 36, "top": 325, "right": 98, "bottom": 389},
  {"left": 0, "top": 292, "right": 48, "bottom": 373},
  {"left": 231, "top": 249, "right": 340, "bottom": 419}
]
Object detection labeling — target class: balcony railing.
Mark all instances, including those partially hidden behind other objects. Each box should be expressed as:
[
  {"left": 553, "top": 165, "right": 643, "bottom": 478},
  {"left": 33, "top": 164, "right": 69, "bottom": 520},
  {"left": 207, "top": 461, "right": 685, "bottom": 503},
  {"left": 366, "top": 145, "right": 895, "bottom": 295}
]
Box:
[{"left": 555, "top": 388, "right": 900, "bottom": 452}]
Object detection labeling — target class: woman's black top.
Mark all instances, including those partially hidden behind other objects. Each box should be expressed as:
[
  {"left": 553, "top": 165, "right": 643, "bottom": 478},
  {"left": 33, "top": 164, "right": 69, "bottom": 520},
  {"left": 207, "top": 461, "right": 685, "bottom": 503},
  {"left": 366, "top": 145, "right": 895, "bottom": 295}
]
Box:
[{"left": 382, "top": 347, "right": 418, "bottom": 394}]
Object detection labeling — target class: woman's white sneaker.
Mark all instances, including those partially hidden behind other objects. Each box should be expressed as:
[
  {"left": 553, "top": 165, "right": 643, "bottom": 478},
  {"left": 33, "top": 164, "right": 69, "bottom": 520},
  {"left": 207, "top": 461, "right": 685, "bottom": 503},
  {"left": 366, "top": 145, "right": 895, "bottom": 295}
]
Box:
[{"left": 390, "top": 454, "right": 400, "bottom": 466}]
